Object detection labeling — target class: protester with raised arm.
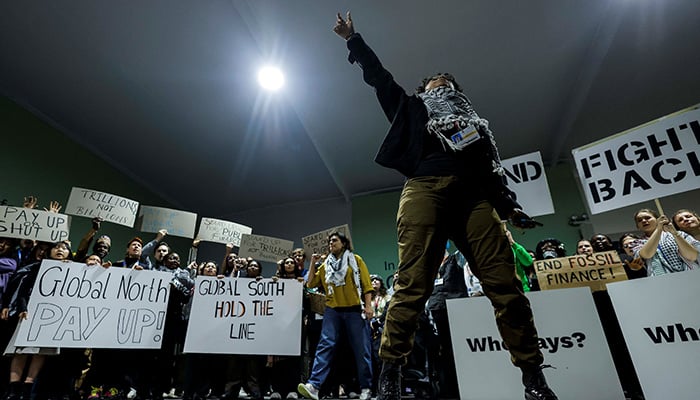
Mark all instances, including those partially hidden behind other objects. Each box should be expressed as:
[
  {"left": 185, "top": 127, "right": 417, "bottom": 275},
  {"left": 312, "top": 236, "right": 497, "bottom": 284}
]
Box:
[
  {"left": 634, "top": 208, "right": 700, "bottom": 276},
  {"left": 298, "top": 232, "right": 373, "bottom": 400},
  {"left": 332, "top": 12, "right": 557, "bottom": 400}
]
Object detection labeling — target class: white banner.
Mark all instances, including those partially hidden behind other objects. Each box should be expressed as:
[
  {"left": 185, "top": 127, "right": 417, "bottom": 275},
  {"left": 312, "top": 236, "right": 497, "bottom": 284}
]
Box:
[
  {"left": 501, "top": 151, "right": 555, "bottom": 217},
  {"left": 64, "top": 187, "right": 140, "bottom": 227},
  {"left": 15, "top": 261, "right": 171, "bottom": 349},
  {"left": 302, "top": 224, "right": 351, "bottom": 257},
  {"left": 184, "top": 277, "right": 302, "bottom": 355},
  {"left": 447, "top": 288, "right": 624, "bottom": 400},
  {"left": 0, "top": 206, "right": 70, "bottom": 243},
  {"left": 196, "top": 218, "right": 252, "bottom": 246},
  {"left": 238, "top": 234, "right": 294, "bottom": 263},
  {"left": 572, "top": 105, "right": 700, "bottom": 214},
  {"left": 608, "top": 271, "right": 700, "bottom": 400},
  {"left": 138, "top": 206, "right": 197, "bottom": 239}
]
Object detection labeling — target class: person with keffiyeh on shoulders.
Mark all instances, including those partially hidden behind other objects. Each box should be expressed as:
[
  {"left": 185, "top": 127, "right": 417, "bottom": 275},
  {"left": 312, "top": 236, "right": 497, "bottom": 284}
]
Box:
[
  {"left": 332, "top": 11, "right": 558, "bottom": 400},
  {"left": 297, "top": 232, "right": 374, "bottom": 400}
]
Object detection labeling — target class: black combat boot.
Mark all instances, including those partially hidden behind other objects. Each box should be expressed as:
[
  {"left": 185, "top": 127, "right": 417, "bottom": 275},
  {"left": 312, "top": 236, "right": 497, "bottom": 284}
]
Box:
[
  {"left": 522, "top": 366, "right": 558, "bottom": 400},
  {"left": 377, "top": 361, "right": 401, "bottom": 400}
]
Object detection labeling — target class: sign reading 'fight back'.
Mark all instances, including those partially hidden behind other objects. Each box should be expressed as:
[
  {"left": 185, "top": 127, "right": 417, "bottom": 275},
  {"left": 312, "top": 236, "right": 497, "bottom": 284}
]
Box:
[{"left": 572, "top": 105, "right": 700, "bottom": 214}]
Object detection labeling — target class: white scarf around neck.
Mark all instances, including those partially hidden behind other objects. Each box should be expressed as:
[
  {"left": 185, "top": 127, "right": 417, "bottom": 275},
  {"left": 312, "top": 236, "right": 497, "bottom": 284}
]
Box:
[{"left": 325, "top": 250, "right": 361, "bottom": 297}]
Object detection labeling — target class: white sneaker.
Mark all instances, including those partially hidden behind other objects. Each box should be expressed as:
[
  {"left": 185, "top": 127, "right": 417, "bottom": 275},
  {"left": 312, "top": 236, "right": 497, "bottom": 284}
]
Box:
[
  {"left": 359, "top": 388, "right": 371, "bottom": 400},
  {"left": 163, "top": 388, "right": 178, "bottom": 399},
  {"left": 297, "top": 383, "right": 319, "bottom": 400},
  {"left": 126, "top": 388, "right": 137, "bottom": 400}
]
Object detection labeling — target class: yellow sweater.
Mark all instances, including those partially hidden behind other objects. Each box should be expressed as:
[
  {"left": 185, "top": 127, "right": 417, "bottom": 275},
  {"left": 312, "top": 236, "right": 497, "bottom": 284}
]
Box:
[{"left": 307, "top": 254, "right": 373, "bottom": 309}]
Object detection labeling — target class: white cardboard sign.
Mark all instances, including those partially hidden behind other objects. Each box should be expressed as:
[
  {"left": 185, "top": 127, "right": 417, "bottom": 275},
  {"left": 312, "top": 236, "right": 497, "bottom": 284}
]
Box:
[
  {"left": 15, "top": 261, "right": 171, "bottom": 349},
  {"left": 501, "top": 151, "right": 555, "bottom": 217},
  {"left": 196, "top": 217, "right": 252, "bottom": 246},
  {"left": 238, "top": 234, "right": 294, "bottom": 263},
  {"left": 64, "top": 187, "right": 140, "bottom": 227},
  {"left": 607, "top": 271, "right": 700, "bottom": 400},
  {"left": 184, "top": 277, "right": 302, "bottom": 355},
  {"left": 447, "top": 288, "right": 624, "bottom": 400},
  {"left": 572, "top": 105, "right": 700, "bottom": 214},
  {"left": 138, "top": 206, "right": 197, "bottom": 239},
  {"left": 0, "top": 206, "right": 70, "bottom": 243}
]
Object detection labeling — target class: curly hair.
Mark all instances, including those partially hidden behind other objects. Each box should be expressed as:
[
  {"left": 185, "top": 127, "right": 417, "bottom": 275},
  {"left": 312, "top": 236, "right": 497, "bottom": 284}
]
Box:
[{"left": 415, "top": 72, "right": 463, "bottom": 94}]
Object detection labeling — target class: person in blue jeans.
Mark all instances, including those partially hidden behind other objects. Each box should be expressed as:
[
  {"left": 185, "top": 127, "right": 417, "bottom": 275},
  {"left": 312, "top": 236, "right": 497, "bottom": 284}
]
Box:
[{"left": 298, "top": 232, "right": 374, "bottom": 400}]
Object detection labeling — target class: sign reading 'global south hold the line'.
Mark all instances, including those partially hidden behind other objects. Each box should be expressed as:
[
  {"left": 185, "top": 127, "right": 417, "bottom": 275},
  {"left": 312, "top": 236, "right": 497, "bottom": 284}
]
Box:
[{"left": 185, "top": 277, "right": 303, "bottom": 355}]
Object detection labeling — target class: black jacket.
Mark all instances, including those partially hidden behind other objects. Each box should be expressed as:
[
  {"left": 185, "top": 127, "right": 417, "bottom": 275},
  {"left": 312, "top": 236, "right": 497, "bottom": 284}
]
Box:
[{"left": 346, "top": 33, "right": 521, "bottom": 217}]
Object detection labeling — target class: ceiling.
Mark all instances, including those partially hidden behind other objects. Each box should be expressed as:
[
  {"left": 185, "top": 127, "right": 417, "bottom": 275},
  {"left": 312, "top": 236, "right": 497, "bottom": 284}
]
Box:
[{"left": 2, "top": 0, "right": 699, "bottom": 218}]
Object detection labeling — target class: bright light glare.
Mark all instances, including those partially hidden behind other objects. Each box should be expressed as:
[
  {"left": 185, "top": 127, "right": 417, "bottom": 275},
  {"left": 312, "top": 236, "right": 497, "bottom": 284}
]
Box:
[{"left": 257, "top": 66, "right": 284, "bottom": 91}]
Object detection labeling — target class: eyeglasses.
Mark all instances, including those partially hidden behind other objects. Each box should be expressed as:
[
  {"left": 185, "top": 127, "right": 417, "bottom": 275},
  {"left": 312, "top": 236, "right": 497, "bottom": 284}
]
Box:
[{"left": 623, "top": 243, "right": 636, "bottom": 249}]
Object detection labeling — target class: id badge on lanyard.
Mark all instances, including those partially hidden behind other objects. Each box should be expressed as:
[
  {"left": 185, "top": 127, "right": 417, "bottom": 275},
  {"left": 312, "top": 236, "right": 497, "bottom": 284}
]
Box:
[{"left": 450, "top": 124, "right": 481, "bottom": 148}]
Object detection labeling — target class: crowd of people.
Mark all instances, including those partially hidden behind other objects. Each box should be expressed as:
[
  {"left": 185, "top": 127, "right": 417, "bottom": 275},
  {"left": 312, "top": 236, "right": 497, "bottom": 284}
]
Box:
[{"left": 0, "top": 194, "right": 698, "bottom": 400}]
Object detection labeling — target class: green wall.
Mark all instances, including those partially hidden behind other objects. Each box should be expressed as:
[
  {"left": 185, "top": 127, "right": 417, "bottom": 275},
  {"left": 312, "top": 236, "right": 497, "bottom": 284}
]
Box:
[
  {"left": 351, "top": 191, "right": 400, "bottom": 277},
  {"left": 0, "top": 96, "right": 190, "bottom": 258}
]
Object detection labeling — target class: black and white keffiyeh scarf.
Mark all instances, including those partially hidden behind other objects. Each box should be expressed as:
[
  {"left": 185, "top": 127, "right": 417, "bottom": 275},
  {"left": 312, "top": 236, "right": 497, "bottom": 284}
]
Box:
[
  {"left": 325, "top": 250, "right": 361, "bottom": 296},
  {"left": 418, "top": 85, "right": 505, "bottom": 174}
]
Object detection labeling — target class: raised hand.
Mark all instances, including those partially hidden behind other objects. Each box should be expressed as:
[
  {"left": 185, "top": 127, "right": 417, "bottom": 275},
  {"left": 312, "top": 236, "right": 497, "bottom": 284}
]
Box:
[
  {"left": 624, "top": 257, "right": 644, "bottom": 271},
  {"left": 23, "top": 196, "right": 38, "bottom": 209},
  {"left": 45, "top": 200, "right": 62, "bottom": 213},
  {"left": 333, "top": 11, "right": 354, "bottom": 40},
  {"left": 92, "top": 217, "right": 103, "bottom": 230},
  {"left": 156, "top": 229, "right": 168, "bottom": 242}
]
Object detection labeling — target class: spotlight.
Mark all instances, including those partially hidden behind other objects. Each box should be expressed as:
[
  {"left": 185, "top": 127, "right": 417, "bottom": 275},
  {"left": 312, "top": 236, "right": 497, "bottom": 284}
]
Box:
[{"left": 257, "top": 66, "right": 284, "bottom": 91}]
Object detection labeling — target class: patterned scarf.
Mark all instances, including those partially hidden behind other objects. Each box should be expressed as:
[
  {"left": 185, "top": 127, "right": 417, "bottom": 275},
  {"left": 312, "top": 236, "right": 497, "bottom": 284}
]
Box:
[
  {"left": 418, "top": 85, "right": 504, "bottom": 174},
  {"left": 324, "top": 250, "right": 360, "bottom": 296},
  {"left": 635, "top": 231, "right": 700, "bottom": 276}
]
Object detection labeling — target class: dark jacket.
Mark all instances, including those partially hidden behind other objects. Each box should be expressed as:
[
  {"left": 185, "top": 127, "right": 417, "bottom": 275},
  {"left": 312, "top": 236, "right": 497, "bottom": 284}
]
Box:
[
  {"left": 346, "top": 33, "right": 521, "bottom": 217},
  {"left": 1, "top": 260, "right": 40, "bottom": 316},
  {"left": 427, "top": 252, "right": 469, "bottom": 312}
]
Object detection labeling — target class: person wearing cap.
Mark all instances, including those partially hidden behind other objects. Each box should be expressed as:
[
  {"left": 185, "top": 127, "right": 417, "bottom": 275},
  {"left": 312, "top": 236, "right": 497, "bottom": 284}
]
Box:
[
  {"left": 113, "top": 237, "right": 150, "bottom": 270},
  {"left": 74, "top": 218, "right": 113, "bottom": 263},
  {"left": 333, "top": 12, "right": 556, "bottom": 400}
]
